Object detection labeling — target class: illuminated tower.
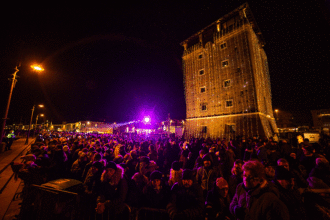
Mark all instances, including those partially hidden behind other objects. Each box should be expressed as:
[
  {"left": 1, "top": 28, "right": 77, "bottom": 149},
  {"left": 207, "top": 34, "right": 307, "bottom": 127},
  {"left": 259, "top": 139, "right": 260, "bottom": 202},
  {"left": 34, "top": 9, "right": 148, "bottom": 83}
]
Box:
[{"left": 182, "top": 3, "right": 278, "bottom": 139}]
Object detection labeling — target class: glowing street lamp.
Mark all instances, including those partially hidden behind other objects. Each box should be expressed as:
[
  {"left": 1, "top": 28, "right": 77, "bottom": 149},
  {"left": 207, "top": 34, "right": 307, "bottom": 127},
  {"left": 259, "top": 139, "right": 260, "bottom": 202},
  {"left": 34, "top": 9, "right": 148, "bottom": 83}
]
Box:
[
  {"left": 1, "top": 64, "right": 44, "bottom": 145},
  {"left": 25, "top": 104, "right": 44, "bottom": 144}
]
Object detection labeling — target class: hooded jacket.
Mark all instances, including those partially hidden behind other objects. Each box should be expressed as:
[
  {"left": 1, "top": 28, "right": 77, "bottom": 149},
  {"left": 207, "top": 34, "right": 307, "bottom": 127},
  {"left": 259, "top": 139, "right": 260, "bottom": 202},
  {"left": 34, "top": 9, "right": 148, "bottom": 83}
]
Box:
[
  {"left": 97, "top": 164, "right": 128, "bottom": 215},
  {"left": 230, "top": 180, "right": 290, "bottom": 220}
]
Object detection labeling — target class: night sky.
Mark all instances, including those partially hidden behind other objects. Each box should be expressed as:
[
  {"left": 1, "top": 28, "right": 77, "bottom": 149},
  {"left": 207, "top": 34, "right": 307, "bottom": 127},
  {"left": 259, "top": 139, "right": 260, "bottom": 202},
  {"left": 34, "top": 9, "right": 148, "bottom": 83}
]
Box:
[{"left": 0, "top": 1, "right": 329, "bottom": 126}]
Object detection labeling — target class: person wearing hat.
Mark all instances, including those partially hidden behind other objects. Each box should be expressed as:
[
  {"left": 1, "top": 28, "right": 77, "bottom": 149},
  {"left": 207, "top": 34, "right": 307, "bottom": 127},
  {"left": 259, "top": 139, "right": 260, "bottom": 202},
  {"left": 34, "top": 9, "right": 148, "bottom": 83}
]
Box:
[
  {"left": 142, "top": 170, "right": 171, "bottom": 209},
  {"left": 168, "top": 161, "right": 183, "bottom": 187},
  {"left": 84, "top": 161, "right": 104, "bottom": 195},
  {"left": 273, "top": 166, "right": 306, "bottom": 220},
  {"left": 96, "top": 161, "right": 128, "bottom": 218},
  {"left": 228, "top": 159, "right": 244, "bottom": 198},
  {"left": 167, "top": 169, "right": 204, "bottom": 220},
  {"left": 196, "top": 153, "right": 221, "bottom": 198},
  {"left": 205, "top": 177, "right": 233, "bottom": 220},
  {"left": 300, "top": 145, "right": 316, "bottom": 177},
  {"left": 230, "top": 160, "right": 290, "bottom": 220},
  {"left": 136, "top": 156, "right": 158, "bottom": 178}
]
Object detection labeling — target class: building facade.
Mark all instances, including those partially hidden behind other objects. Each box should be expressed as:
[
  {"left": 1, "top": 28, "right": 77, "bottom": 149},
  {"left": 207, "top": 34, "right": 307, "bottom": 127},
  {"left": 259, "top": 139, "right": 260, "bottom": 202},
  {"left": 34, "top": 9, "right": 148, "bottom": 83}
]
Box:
[
  {"left": 311, "top": 109, "right": 330, "bottom": 134},
  {"left": 182, "top": 3, "right": 278, "bottom": 139}
]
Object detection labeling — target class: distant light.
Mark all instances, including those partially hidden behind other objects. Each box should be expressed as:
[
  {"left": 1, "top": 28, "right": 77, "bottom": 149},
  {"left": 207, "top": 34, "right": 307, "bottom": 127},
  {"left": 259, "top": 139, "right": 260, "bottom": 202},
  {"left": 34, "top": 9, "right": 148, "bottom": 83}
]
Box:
[
  {"left": 31, "top": 64, "right": 44, "bottom": 72},
  {"left": 144, "top": 116, "right": 151, "bottom": 123},
  {"left": 40, "top": 114, "right": 44, "bottom": 117}
]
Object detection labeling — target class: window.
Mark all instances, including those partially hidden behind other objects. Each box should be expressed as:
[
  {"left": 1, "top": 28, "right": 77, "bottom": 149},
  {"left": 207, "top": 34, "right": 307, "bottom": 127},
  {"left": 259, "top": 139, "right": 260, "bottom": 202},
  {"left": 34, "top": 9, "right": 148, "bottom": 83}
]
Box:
[
  {"left": 222, "top": 60, "right": 229, "bottom": 67},
  {"left": 200, "top": 87, "right": 206, "bottom": 93},
  {"left": 226, "top": 99, "right": 233, "bottom": 107},
  {"left": 201, "top": 103, "right": 207, "bottom": 111},
  {"left": 202, "top": 126, "right": 207, "bottom": 133},
  {"left": 220, "top": 42, "right": 227, "bottom": 49},
  {"left": 198, "top": 54, "right": 203, "bottom": 59},
  {"left": 199, "top": 69, "right": 205, "bottom": 75},
  {"left": 224, "top": 79, "right": 231, "bottom": 87}
]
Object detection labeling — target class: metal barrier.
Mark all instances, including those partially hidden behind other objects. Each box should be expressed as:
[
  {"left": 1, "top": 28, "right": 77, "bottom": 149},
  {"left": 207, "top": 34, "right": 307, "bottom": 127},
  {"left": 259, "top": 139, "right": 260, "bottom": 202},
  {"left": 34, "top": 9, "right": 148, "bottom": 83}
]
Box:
[{"left": 135, "top": 207, "right": 169, "bottom": 220}]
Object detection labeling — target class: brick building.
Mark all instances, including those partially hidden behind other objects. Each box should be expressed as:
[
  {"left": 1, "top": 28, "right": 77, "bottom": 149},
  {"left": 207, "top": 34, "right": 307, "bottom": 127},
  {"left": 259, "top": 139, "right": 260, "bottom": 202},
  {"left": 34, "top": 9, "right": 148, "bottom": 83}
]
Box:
[{"left": 182, "top": 3, "right": 278, "bottom": 139}]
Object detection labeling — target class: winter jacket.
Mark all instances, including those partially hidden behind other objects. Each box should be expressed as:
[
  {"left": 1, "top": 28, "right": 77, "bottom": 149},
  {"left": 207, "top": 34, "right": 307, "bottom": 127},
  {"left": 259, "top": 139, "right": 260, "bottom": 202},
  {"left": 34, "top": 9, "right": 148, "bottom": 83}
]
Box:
[
  {"left": 230, "top": 181, "right": 290, "bottom": 220},
  {"left": 167, "top": 182, "right": 204, "bottom": 220},
  {"left": 196, "top": 166, "right": 221, "bottom": 192},
  {"left": 272, "top": 180, "right": 306, "bottom": 220},
  {"left": 142, "top": 182, "right": 171, "bottom": 209},
  {"left": 97, "top": 164, "right": 128, "bottom": 215},
  {"left": 205, "top": 184, "right": 233, "bottom": 220}
]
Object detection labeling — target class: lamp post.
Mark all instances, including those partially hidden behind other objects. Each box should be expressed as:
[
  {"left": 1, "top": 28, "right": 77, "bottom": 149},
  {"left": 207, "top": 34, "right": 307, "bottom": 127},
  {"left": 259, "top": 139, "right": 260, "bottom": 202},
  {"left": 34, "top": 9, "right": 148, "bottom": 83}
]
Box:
[
  {"left": 35, "top": 113, "right": 44, "bottom": 135},
  {"left": 0, "top": 67, "right": 19, "bottom": 145},
  {"left": 25, "top": 105, "right": 44, "bottom": 144},
  {"left": 0, "top": 64, "right": 44, "bottom": 145},
  {"left": 275, "top": 109, "right": 279, "bottom": 121}
]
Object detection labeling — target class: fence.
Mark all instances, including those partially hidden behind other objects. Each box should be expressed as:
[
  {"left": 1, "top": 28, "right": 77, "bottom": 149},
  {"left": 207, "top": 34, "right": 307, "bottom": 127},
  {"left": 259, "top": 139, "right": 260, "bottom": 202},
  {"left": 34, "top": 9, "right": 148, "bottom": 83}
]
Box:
[{"left": 24, "top": 182, "right": 330, "bottom": 220}]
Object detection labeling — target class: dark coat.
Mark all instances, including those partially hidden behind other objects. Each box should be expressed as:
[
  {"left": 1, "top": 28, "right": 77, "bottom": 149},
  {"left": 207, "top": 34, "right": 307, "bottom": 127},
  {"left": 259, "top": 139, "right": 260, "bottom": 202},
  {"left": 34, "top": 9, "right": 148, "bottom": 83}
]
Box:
[
  {"left": 97, "top": 165, "right": 128, "bottom": 215},
  {"left": 142, "top": 182, "right": 171, "bottom": 209},
  {"left": 167, "top": 182, "right": 204, "bottom": 220},
  {"left": 272, "top": 180, "right": 306, "bottom": 220},
  {"left": 205, "top": 184, "right": 233, "bottom": 220},
  {"left": 230, "top": 181, "right": 290, "bottom": 220}
]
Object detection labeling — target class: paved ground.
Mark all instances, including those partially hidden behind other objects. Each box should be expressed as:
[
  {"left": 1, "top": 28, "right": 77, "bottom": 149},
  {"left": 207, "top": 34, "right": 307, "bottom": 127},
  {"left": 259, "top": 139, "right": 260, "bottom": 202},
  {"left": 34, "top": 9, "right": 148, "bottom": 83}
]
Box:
[{"left": 0, "top": 138, "right": 35, "bottom": 220}]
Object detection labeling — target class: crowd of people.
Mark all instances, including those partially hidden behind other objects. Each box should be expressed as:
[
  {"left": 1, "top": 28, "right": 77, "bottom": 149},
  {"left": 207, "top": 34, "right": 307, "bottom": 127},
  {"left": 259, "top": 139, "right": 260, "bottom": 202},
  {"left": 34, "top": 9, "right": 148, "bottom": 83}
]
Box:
[{"left": 12, "top": 131, "right": 330, "bottom": 220}]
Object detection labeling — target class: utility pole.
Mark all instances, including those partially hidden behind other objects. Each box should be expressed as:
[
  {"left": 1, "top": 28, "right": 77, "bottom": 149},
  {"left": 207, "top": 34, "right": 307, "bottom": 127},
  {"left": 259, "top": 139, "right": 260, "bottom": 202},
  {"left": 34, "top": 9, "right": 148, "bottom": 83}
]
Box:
[{"left": 0, "top": 67, "right": 19, "bottom": 144}]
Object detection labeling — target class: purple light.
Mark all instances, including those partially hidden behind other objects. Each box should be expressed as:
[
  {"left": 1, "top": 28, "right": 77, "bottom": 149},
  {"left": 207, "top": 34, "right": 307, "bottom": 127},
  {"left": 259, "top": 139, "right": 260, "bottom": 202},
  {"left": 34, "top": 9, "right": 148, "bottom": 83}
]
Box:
[{"left": 144, "top": 116, "right": 151, "bottom": 123}]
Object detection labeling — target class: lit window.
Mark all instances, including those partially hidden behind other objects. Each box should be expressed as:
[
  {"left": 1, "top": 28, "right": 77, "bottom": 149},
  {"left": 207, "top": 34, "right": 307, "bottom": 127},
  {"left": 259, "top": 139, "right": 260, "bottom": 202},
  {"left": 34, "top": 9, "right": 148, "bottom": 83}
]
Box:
[
  {"left": 224, "top": 79, "right": 231, "bottom": 87},
  {"left": 199, "top": 69, "right": 205, "bottom": 75},
  {"left": 220, "top": 42, "right": 227, "bottom": 49},
  {"left": 222, "top": 60, "right": 229, "bottom": 67},
  {"left": 226, "top": 100, "right": 233, "bottom": 107},
  {"left": 200, "top": 87, "right": 206, "bottom": 93}
]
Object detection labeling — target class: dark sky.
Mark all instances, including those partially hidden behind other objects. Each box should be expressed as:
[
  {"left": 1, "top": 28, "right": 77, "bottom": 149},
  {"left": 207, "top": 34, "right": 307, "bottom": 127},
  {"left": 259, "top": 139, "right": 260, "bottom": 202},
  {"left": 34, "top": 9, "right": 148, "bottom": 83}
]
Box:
[{"left": 0, "top": 1, "right": 329, "bottom": 125}]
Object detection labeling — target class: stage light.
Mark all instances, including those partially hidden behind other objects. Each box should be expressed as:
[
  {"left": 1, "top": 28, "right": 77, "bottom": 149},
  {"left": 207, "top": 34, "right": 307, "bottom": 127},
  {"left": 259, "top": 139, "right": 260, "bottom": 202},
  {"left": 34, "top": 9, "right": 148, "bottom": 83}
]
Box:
[{"left": 144, "top": 116, "right": 151, "bottom": 123}]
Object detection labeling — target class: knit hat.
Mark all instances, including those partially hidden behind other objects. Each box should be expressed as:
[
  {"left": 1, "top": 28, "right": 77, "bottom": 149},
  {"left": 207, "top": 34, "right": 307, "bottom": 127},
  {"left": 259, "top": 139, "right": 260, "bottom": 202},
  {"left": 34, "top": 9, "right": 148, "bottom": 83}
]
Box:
[
  {"left": 171, "top": 161, "right": 181, "bottom": 171},
  {"left": 275, "top": 166, "right": 292, "bottom": 180},
  {"left": 106, "top": 161, "right": 117, "bottom": 170},
  {"left": 216, "top": 177, "right": 228, "bottom": 189},
  {"left": 150, "top": 170, "right": 163, "bottom": 181},
  {"left": 182, "top": 169, "right": 194, "bottom": 180}
]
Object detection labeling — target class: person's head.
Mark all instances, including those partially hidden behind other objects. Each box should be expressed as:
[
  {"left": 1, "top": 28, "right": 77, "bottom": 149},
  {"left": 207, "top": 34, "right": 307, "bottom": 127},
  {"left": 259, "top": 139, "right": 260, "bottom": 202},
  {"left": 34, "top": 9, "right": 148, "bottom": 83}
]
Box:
[
  {"left": 202, "top": 154, "right": 212, "bottom": 168},
  {"left": 277, "top": 158, "right": 289, "bottom": 170},
  {"left": 216, "top": 177, "right": 229, "bottom": 198},
  {"left": 242, "top": 160, "right": 265, "bottom": 189},
  {"left": 182, "top": 169, "right": 194, "bottom": 188},
  {"left": 303, "top": 146, "right": 314, "bottom": 156},
  {"left": 78, "top": 152, "right": 88, "bottom": 162},
  {"left": 150, "top": 171, "right": 162, "bottom": 188},
  {"left": 93, "top": 152, "right": 102, "bottom": 162},
  {"left": 105, "top": 161, "right": 117, "bottom": 178},
  {"left": 199, "top": 149, "right": 206, "bottom": 158},
  {"left": 275, "top": 166, "right": 292, "bottom": 189},
  {"left": 91, "top": 161, "right": 104, "bottom": 174},
  {"left": 231, "top": 159, "right": 243, "bottom": 175},
  {"left": 139, "top": 156, "right": 150, "bottom": 170}
]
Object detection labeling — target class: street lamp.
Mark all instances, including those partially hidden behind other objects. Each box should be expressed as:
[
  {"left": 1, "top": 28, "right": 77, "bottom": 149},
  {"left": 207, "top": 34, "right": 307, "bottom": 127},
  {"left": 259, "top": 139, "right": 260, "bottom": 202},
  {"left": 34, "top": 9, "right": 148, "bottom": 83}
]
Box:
[
  {"left": 0, "top": 66, "right": 19, "bottom": 145},
  {"left": 25, "top": 105, "right": 44, "bottom": 144},
  {"left": 274, "top": 109, "right": 279, "bottom": 120},
  {"left": 35, "top": 113, "right": 44, "bottom": 134}
]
